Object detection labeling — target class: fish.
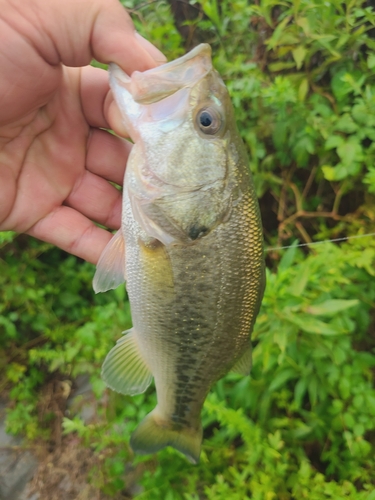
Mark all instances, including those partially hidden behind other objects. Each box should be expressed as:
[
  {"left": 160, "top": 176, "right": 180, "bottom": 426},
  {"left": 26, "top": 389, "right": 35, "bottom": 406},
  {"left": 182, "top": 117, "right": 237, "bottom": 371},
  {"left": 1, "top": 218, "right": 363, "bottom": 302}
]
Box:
[{"left": 93, "top": 44, "right": 265, "bottom": 464}]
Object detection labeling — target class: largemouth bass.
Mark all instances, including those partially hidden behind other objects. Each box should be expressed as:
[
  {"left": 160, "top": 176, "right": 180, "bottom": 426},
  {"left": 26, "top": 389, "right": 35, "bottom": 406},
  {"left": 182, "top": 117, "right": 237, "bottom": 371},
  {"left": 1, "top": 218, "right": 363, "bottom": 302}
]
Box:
[{"left": 93, "top": 44, "right": 265, "bottom": 463}]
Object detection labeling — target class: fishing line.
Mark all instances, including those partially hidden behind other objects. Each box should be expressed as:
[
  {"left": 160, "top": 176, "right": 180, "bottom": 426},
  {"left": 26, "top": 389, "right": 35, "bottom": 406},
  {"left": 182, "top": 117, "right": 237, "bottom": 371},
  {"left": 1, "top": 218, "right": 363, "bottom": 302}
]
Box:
[{"left": 265, "top": 232, "right": 375, "bottom": 252}]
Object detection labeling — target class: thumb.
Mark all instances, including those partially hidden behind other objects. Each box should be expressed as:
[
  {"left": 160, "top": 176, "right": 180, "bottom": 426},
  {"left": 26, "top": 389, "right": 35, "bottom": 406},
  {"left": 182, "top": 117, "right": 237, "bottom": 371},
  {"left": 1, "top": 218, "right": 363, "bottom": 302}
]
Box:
[
  {"left": 91, "top": 3, "right": 167, "bottom": 72},
  {"left": 28, "top": 0, "right": 166, "bottom": 73}
]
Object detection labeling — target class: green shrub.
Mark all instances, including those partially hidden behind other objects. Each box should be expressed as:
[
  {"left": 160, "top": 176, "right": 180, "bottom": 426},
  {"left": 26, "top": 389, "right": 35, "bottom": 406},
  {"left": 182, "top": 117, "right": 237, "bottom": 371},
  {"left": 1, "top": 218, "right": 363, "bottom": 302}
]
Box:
[{"left": 132, "top": 0, "right": 375, "bottom": 244}]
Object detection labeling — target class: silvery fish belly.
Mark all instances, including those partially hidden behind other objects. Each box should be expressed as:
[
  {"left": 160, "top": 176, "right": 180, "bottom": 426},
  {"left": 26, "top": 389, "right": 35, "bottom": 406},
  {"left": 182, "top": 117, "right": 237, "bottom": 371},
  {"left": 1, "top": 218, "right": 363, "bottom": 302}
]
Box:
[{"left": 93, "top": 44, "right": 265, "bottom": 464}]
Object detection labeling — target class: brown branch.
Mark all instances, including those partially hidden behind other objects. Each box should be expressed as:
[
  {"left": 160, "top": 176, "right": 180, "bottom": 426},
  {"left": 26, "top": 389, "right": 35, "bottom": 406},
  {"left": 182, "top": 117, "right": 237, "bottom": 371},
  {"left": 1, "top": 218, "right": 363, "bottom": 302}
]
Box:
[
  {"left": 278, "top": 210, "right": 350, "bottom": 235},
  {"left": 332, "top": 182, "right": 347, "bottom": 215},
  {"left": 288, "top": 182, "right": 303, "bottom": 213},
  {"left": 310, "top": 82, "right": 338, "bottom": 113},
  {"left": 295, "top": 221, "right": 312, "bottom": 244},
  {"left": 302, "top": 166, "right": 317, "bottom": 200}
]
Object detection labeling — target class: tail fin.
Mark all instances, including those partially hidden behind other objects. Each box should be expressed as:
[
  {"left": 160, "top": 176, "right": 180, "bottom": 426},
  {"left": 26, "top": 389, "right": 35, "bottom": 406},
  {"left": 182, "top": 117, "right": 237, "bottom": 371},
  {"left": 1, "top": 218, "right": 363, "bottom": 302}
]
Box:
[{"left": 130, "top": 409, "right": 202, "bottom": 464}]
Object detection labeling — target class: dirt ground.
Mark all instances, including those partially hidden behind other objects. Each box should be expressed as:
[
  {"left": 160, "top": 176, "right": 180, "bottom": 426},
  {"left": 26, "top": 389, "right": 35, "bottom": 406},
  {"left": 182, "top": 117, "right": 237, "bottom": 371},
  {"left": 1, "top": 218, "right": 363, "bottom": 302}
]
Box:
[{"left": 1, "top": 376, "right": 144, "bottom": 500}]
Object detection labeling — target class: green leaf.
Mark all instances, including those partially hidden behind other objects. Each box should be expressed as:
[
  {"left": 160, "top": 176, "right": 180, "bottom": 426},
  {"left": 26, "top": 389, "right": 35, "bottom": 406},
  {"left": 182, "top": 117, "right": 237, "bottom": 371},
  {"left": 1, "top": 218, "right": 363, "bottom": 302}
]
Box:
[
  {"left": 322, "top": 163, "right": 348, "bottom": 181},
  {"left": 291, "top": 425, "right": 313, "bottom": 439},
  {"left": 308, "top": 376, "right": 318, "bottom": 406},
  {"left": 289, "top": 262, "right": 310, "bottom": 296},
  {"left": 324, "top": 135, "right": 344, "bottom": 150},
  {"left": 296, "top": 17, "right": 311, "bottom": 36},
  {"left": 284, "top": 314, "right": 346, "bottom": 335},
  {"left": 0, "top": 231, "right": 17, "bottom": 245},
  {"left": 321, "top": 165, "right": 336, "bottom": 181},
  {"left": 294, "top": 377, "right": 308, "bottom": 408},
  {"left": 266, "top": 15, "right": 292, "bottom": 50},
  {"left": 268, "top": 368, "right": 297, "bottom": 392},
  {"left": 337, "top": 140, "right": 363, "bottom": 166},
  {"left": 278, "top": 241, "right": 298, "bottom": 271},
  {"left": 307, "top": 299, "right": 359, "bottom": 316},
  {"left": 368, "top": 53, "right": 375, "bottom": 69},
  {"left": 363, "top": 167, "right": 375, "bottom": 193},
  {"left": 334, "top": 114, "right": 359, "bottom": 133},
  {"left": 6, "top": 363, "right": 26, "bottom": 383},
  {"left": 0, "top": 316, "right": 17, "bottom": 338},
  {"left": 201, "top": 0, "right": 221, "bottom": 27},
  {"left": 339, "top": 377, "right": 351, "bottom": 399},
  {"left": 298, "top": 78, "right": 309, "bottom": 101},
  {"left": 331, "top": 70, "right": 362, "bottom": 101},
  {"left": 62, "top": 417, "right": 88, "bottom": 438},
  {"left": 268, "top": 61, "right": 296, "bottom": 72},
  {"left": 292, "top": 46, "right": 307, "bottom": 70},
  {"left": 351, "top": 102, "right": 374, "bottom": 126}
]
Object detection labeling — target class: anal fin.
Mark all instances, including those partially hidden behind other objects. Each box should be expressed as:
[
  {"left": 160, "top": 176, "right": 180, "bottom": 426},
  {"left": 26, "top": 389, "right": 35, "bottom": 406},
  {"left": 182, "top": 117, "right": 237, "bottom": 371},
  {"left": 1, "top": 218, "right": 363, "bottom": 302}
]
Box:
[{"left": 102, "top": 329, "right": 153, "bottom": 395}]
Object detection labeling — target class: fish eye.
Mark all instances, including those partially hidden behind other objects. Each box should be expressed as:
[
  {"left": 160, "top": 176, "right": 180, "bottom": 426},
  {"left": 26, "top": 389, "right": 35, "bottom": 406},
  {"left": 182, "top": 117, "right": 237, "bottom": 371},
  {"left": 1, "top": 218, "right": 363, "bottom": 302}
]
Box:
[
  {"left": 199, "top": 111, "right": 213, "bottom": 127},
  {"left": 196, "top": 107, "right": 223, "bottom": 135}
]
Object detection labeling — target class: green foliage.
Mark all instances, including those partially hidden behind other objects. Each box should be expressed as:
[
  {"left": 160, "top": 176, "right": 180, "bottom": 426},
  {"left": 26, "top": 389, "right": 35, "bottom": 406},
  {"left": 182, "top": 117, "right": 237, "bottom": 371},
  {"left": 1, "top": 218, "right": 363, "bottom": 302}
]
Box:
[
  {"left": 1, "top": 0, "right": 375, "bottom": 498},
  {"left": 0, "top": 238, "right": 131, "bottom": 439},
  {"left": 129, "top": 0, "right": 375, "bottom": 244}
]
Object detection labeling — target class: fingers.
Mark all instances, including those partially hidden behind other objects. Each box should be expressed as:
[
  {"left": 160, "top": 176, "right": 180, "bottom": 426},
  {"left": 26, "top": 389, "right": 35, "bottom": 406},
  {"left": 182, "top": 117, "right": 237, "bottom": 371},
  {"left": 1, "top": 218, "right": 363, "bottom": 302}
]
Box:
[
  {"left": 90, "top": 1, "right": 166, "bottom": 71},
  {"left": 80, "top": 65, "right": 132, "bottom": 184},
  {"left": 64, "top": 170, "right": 122, "bottom": 230},
  {"left": 105, "top": 94, "right": 131, "bottom": 139},
  {"left": 30, "top": 0, "right": 166, "bottom": 73},
  {"left": 80, "top": 65, "right": 110, "bottom": 129},
  {"left": 27, "top": 205, "right": 114, "bottom": 264},
  {"left": 0, "top": 164, "right": 16, "bottom": 228},
  {"left": 79, "top": 65, "right": 133, "bottom": 143},
  {"left": 134, "top": 33, "right": 167, "bottom": 65},
  {"left": 26, "top": 126, "right": 129, "bottom": 264},
  {"left": 64, "top": 126, "right": 133, "bottom": 230},
  {"left": 86, "top": 129, "right": 131, "bottom": 186}
]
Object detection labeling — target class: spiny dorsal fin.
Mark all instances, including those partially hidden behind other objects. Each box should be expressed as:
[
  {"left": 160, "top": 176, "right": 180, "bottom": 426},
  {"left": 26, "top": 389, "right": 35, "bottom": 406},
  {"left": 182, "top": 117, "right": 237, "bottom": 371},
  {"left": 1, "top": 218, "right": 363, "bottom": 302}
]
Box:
[
  {"left": 93, "top": 229, "right": 125, "bottom": 293},
  {"left": 102, "top": 329, "right": 153, "bottom": 396}
]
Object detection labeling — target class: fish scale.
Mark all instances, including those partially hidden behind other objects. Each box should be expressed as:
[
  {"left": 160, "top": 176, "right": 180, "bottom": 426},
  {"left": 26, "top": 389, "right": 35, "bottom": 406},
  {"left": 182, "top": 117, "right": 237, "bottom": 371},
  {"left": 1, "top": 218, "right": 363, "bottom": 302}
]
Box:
[{"left": 93, "top": 44, "right": 265, "bottom": 463}]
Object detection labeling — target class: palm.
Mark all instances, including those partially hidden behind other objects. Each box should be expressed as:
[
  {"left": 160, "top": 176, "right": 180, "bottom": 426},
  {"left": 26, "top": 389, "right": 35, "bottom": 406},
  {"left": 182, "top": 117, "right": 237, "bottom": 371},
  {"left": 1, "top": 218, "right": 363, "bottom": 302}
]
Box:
[
  {"left": 0, "top": 64, "right": 128, "bottom": 264},
  {"left": 4, "top": 66, "right": 88, "bottom": 225}
]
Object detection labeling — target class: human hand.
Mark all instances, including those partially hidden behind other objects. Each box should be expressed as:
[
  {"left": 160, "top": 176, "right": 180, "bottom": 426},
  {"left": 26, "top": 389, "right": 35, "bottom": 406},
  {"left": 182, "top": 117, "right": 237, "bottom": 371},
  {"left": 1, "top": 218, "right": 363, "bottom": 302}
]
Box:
[{"left": 0, "top": 0, "right": 166, "bottom": 264}]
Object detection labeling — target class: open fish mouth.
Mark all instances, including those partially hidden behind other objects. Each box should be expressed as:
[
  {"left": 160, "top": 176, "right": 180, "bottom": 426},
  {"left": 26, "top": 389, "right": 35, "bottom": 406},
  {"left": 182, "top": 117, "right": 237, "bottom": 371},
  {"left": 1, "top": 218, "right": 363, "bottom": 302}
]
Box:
[{"left": 109, "top": 44, "right": 213, "bottom": 104}]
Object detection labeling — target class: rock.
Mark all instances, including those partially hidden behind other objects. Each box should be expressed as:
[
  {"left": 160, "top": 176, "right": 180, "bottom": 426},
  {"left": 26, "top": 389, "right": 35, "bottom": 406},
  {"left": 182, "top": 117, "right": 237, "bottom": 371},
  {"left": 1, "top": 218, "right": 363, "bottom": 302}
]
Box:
[
  {"left": 66, "top": 374, "right": 96, "bottom": 424},
  {"left": 0, "top": 400, "right": 39, "bottom": 500},
  {"left": 0, "top": 374, "right": 112, "bottom": 500}
]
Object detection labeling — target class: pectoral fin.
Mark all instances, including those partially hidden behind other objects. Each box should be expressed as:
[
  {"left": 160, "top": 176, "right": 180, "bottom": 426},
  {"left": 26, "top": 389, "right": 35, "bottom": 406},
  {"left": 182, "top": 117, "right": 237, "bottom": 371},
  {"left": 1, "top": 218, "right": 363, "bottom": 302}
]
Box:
[
  {"left": 93, "top": 229, "right": 126, "bottom": 293},
  {"left": 231, "top": 346, "right": 252, "bottom": 376},
  {"left": 102, "top": 329, "right": 153, "bottom": 396}
]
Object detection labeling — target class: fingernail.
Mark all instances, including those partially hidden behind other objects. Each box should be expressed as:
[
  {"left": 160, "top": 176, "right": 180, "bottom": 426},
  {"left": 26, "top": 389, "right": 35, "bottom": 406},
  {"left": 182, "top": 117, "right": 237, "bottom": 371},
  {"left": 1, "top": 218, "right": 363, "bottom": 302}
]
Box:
[{"left": 135, "top": 32, "right": 167, "bottom": 64}]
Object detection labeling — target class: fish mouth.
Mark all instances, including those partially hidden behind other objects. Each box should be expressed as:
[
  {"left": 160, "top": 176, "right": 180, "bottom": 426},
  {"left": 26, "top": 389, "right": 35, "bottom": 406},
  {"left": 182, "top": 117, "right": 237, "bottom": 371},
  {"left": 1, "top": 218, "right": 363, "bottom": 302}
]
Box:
[{"left": 110, "top": 44, "right": 213, "bottom": 105}]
